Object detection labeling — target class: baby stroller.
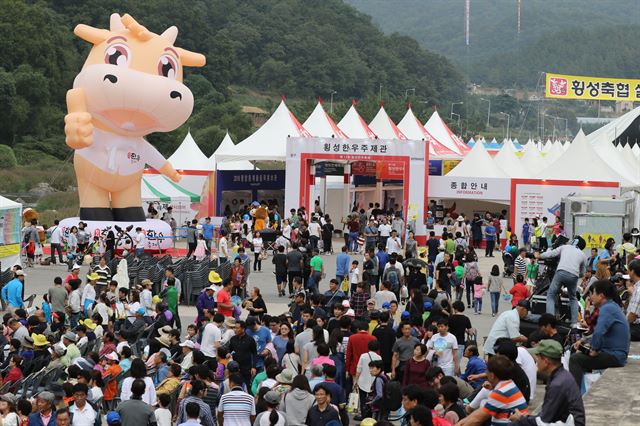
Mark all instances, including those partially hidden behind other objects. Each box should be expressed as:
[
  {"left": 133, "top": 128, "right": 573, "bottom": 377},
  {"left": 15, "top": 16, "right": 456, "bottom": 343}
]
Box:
[{"left": 502, "top": 251, "right": 514, "bottom": 277}]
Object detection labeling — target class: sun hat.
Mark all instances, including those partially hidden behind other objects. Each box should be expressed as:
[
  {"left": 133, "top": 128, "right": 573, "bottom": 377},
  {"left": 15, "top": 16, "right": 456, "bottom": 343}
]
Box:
[
  {"left": 31, "top": 334, "right": 49, "bottom": 347},
  {"left": 104, "top": 352, "right": 119, "bottom": 362},
  {"left": 158, "top": 325, "right": 173, "bottom": 336},
  {"left": 63, "top": 332, "right": 77, "bottom": 342},
  {"left": 224, "top": 317, "right": 236, "bottom": 328},
  {"left": 86, "top": 272, "right": 100, "bottom": 281},
  {"left": 71, "top": 264, "right": 81, "bottom": 270},
  {"left": 0, "top": 393, "right": 16, "bottom": 405},
  {"left": 141, "top": 279, "right": 153, "bottom": 287},
  {"left": 80, "top": 319, "right": 97, "bottom": 330},
  {"left": 360, "top": 419, "right": 377, "bottom": 426},
  {"left": 275, "top": 369, "right": 295, "bottom": 384},
  {"left": 208, "top": 271, "right": 222, "bottom": 283},
  {"left": 152, "top": 295, "right": 162, "bottom": 304},
  {"left": 264, "top": 390, "right": 280, "bottom": 405},
  {"left": 528, "top": 339, "right": 563, "bottom": 359},
  {"left": 179, "top": 340, "right": 195, "bottom": 349},
  {"left": 155, "top": 334, "right": 172, "bottom": 347}
]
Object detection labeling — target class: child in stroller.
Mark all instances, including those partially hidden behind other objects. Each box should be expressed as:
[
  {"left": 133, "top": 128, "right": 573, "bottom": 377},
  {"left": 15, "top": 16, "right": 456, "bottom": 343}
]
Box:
[{"left": 502, "top": 251, "right": 514, "bottom": 277}]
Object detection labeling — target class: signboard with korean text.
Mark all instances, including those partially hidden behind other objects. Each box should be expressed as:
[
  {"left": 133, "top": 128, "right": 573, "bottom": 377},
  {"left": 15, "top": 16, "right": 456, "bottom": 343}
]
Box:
[
  {"left": 376, "top": 161, "right": 405, "bottom": 180},
  {"left": 351, "top": 161, "right": 376, "bottom": 176},
  {"left": 429, "top": 176, "right": 511, "bottom": 200},
  {"left": 285, "top": 137, "right": 428, "bottom": 242},
  {"left": 510, "top": 179, "right": 620, "bottom": 245},
  {"left": 545, "top": 72, "right": 640, "bottom": 101},
  {"left": 315, "top": 162, "right": 344, "bottom": 177}
]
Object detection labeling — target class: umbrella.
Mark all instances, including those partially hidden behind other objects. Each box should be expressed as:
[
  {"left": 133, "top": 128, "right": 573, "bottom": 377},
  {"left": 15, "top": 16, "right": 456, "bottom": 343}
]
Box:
[{"left": 403, "top": 258, "right": 427, "bottom": 269}]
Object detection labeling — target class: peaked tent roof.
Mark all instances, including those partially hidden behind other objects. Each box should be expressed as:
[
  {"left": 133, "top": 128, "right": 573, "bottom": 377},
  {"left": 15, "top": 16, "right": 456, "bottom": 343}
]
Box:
[
  {"left": 337, "top": 104, "right": 377, "bottom": 139},
  {"left": 0, "top": 195, "right": 20, "bottom": 210},
  {"left": 215, "top": 100, "right": 312, "bottom": 162},
  {"left": 397, "top": 107, "right": 458, "bottom": 157},
  {"left": 592, "top": 137, "right": 640, "bottom": 185},
  {"left": 535, "top": 130, "right": 633, "bottom": 186},
  {"left": 168, "top": 132, "right": 213, "bottom": 171},
  {"left": 210, "top": 132, "right": 255, "bottom": 170},
  {"left": 369, "top": 105, "right": 407, "bottom": 140},
  {"left": 423, "top": 110, "right": 468, "bottom": 154},
  {"left": 544, "top": 142, "right": 565, "bottom": 165},
  {"left": 633, "top": 144, "right": 640, "bottom": 158},
  {"left": 302, "top": 102, "right": 348, "bottom": 139},
  {"left": 447, "top": 140, "right": 507, "bottom": 178},
  {"left": 493, "top": 139, "right": 531, "bottom": 178},
  {"left": 587, "top": 105, "right": 640, "bottom": 146},
  {"left": 520, "top": 141, "right": 547, "bottom": 175}
]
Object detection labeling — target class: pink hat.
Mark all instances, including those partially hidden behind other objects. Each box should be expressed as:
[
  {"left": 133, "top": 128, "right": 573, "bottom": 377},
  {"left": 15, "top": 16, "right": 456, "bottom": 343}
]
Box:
[
  {"left": 342, "top": 300, "right": 350, "bottom": 308},
  {"left": 346, "top": 309, "right": 355, "bottom": 317}
]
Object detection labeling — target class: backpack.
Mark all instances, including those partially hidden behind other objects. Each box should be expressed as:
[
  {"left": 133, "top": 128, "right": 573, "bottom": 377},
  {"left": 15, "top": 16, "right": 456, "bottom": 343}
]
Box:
[
  {"left": 384, "top": 266, "right": 400, "bottom": 292},
  {"left": 382, "top": 377, "right": 402, "bottom": 412}
]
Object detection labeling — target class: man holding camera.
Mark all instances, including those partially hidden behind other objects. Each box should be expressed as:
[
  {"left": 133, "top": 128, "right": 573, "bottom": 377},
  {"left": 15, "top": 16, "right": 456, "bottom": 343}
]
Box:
[
  {"left": 537, "top": 237, "right": 587, "bottom": 326},
  {"left": 569, "top": 280, "right": 629, "bottom": 387}
]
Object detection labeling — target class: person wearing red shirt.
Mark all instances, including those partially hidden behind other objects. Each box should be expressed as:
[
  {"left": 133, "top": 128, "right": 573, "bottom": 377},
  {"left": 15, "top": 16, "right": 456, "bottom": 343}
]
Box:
[
  {"left": 216, "top": 279, "right": 234, "bottom": 317},
  {"left": 102, "top": 352, "right": 122, "bottom": 406},
  {"left": 64, "top": 266, "right": 81, "bottom": 292},
  {"left": 346, "top": 321, "right": 376, "bottom": 378},
  {"left": 3, "top": 355, "right": 24, "bottom": 388},
  {"left": 509, "top": 274, "right": 530, "bottom": 308}
]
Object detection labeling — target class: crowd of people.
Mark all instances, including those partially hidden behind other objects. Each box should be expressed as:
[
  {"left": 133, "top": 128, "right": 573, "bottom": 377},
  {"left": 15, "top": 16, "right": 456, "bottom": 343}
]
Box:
[{"left": 4, "top": 204, "right": 640, "bottom": 426}]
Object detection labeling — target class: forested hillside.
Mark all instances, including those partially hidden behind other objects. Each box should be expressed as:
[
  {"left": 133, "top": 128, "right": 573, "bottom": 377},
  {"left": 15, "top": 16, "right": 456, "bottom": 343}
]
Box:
[
  {"left": 0, "top": 0, "right": 464, "bottom": 180},
  {"left": 347, "top": 0, "right": 640, "bottom": 86}
]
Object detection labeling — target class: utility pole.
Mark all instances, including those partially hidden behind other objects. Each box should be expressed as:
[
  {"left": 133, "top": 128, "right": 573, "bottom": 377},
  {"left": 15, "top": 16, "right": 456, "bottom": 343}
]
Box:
[
  {"left": 480, "top": 98, "right": 491, "bottom": 128},
  {"left": 500, "top": 112, "right": 511, "bottom": 140},
  {"left": 330, "top": 90, "right": 337, "bottom": 114}
]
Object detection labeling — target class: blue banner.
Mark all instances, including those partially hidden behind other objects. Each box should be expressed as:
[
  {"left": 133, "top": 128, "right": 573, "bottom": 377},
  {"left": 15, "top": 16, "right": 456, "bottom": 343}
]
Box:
[{"left": 429, "top": 160, "right": 443, "bottom": 176}]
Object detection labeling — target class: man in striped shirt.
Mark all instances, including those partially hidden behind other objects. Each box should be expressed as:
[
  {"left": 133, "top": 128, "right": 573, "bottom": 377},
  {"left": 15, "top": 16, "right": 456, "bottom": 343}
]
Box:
[
  {"left": 514, "top": 249, "right": 527, "bottom": 279},
  {"left": 177, "top": 380, "right": 216, "bottom": 426},
  {"left": 217, "top": 374, "right": 255, "bottom": 426},
  {"left": 458, "top": 355, "right": 528, "bottom": 425}
]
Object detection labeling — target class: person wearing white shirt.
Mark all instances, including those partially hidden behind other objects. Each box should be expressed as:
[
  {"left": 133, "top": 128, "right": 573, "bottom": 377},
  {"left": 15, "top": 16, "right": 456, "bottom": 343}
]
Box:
[
  {"left": 385, "top": 230, "right": 403, "bottom": 255},
  {"left": 48, "top": 219, "right": 64, "bottom": 264},
  {"left": 378, "top": 218, "right": 393, "bottom": 248},
  {"left": 200, "top": 311, "right": 223, "bottom": 359},
  {"left": 426, "top": 321, "right": 459, "bottom": 376},
  {"left": 134, "top": 227, "right": 146, "bottom": 257},
  {"left": 179, "top": 340, "right": 195, "bottom": 371},
  {"left": 275, "top": 234, "right": 289, "bottom": 252},
  {"left": 218, "top": 233, "right": 229, "bottom": 263},
  {"left": 354, "top": 340, "right": 382, "bottom": 417},
  {"left": 69, "top": 383, "right": 99, "bottom": 426},
  {"left": 517, "top": 345, "right": 537, "bottom": 402},
  {"left": 308, "top": 218, "right": 322, "bottom": 251}
]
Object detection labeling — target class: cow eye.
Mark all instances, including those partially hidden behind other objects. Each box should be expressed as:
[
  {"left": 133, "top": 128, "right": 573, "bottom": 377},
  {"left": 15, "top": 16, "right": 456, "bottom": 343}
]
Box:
[
  {"left": 158, "top": 55, "right": 178, "bottom": 79},
  {"left": 104, "top": 43, "right": 130, "bottom": 67}
]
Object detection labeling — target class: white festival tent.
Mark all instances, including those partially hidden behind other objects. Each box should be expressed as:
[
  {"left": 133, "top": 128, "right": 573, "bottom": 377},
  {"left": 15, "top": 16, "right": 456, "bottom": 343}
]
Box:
[
  {"left": 0, "top": 195, "right": 22, "bottom": 267},
  {"left": 215, "top": 100, "right": 312, "bottom": 162},
  {"left": 535, "top": 130, "right": 634, "bottom": 187},
  {"left": 423, "top": 110, "right": 470, "bottom": 155},
  {"left": 544, "top": 141, "right": 565, "bottom": 165},
  {"left": 302, "top": 102, "right": 348, "bottom": 138},
  {"left": 592, "top": 137, "right": 640, "bottom": 185},
  {"left": 210, "top": 132, "right": 255, "bottom": 170},
  {"left": 168, "top": 131, "right": 213, "bottom": 171},
  {"left": 446, "top": 141, "right": 507, "bottom": 178},
  {"left": 520, "top": 141, "right": 547, "bottom": 175},
  {"left": 493, "top": 139, "right": 531, "bottom": 178},
  {"left": 397, "top": 107, "right": 459, "bottom": 158},
  {"left": 633, "top": 144, "right": 640, "bottom": 158},
  {"left": 369, "top": 105, "right": 408, "bottom": 140},
  {"left": 337, "top": 104, "right": 377, "bottom": 139},
  {"left": 587, "top": 106, "right": 640, "bottom": 146},
  {"left": 562, "top": 141, "right": 569, "bottom": 151}
]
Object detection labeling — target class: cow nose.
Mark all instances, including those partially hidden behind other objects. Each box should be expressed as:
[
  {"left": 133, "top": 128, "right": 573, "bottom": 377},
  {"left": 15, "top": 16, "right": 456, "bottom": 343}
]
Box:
[
  {"left": 103, "top": 74, "right": 118, "bottom": 84},
  {"left": 170, "top": 91, "right": 182, "bottom": 100}
]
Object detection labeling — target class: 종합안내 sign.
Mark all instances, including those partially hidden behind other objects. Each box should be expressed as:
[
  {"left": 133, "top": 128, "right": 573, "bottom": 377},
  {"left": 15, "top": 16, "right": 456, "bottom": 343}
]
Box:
[
  {"left": 545, "top": 72, "right": 640, "bottom": 101},
  {"left": 428, "top": 176, "right": 511, "bottom": 200}
]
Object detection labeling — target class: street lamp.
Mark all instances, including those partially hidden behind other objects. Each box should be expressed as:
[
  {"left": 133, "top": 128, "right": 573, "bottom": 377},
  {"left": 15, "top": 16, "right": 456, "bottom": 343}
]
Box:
[
  {"left": 450, "top": 102, "right": 464, "bottom": 121},
  {"left": 330, "top": 90, "right": 337, "bottom": 114},
  {"left": 480, "top": 98, "right": 491, "bottom": 127},
  {"left": 379, "top": 84, "right": 383, "bottom": 102},
  {"left": 556, "top": 117, "right": 569, "bottom": 140},
  {"left": 405, "top": 88, "right": 416, "bottom": 99},
  {"left": 500, "top": 112, "right": 511, "bottom": 140}
]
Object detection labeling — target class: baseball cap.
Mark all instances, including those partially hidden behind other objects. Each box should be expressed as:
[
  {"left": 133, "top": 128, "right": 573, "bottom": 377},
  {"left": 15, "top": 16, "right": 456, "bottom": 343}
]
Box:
[
  {"left": 15, "top": 270, "right": 26, "bottom": 277},
  {"left": 136, "top": 307, "right": 146, "bottom": 315},
  {"left": 528, "top": 339, "right": 563, "bottom": 359},
  {"left": 401, "top": 311, "right": 410, "bottom": 319},
  {"left": 106, "top": 411, "right": 121, "bottom": 424},
  {"left": 381, "top": 302, "right": 391, "bottom": 310},
  {"left": 517, "top": 300, "right": 531, "bottom": 311},
  {"left": 180, "top": 340, "right": 195, "bottom": 349},
  {"left": 227, "top": 361, "right": 240, "bottom": 372}
]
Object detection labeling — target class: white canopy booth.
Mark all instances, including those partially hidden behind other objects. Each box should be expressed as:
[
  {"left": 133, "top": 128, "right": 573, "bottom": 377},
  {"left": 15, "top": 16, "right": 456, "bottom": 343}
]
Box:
[{"left": 0, "top": 196, "right": 22, "bottom": 268}]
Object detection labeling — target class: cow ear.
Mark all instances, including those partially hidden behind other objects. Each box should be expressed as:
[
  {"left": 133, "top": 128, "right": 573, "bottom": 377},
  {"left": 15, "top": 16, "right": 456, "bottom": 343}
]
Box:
[
  {"left": 175, "top": 48, "right": 206, "bottom": 67},
  {"left": 161, "top": 26, "right": 178, "bottom": 44},
  {"left": 110, "top": 13, "right": 125, "bottom": 32},
  {"left": 74, "top": 24, "right": 111, "bottom": 45}
]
